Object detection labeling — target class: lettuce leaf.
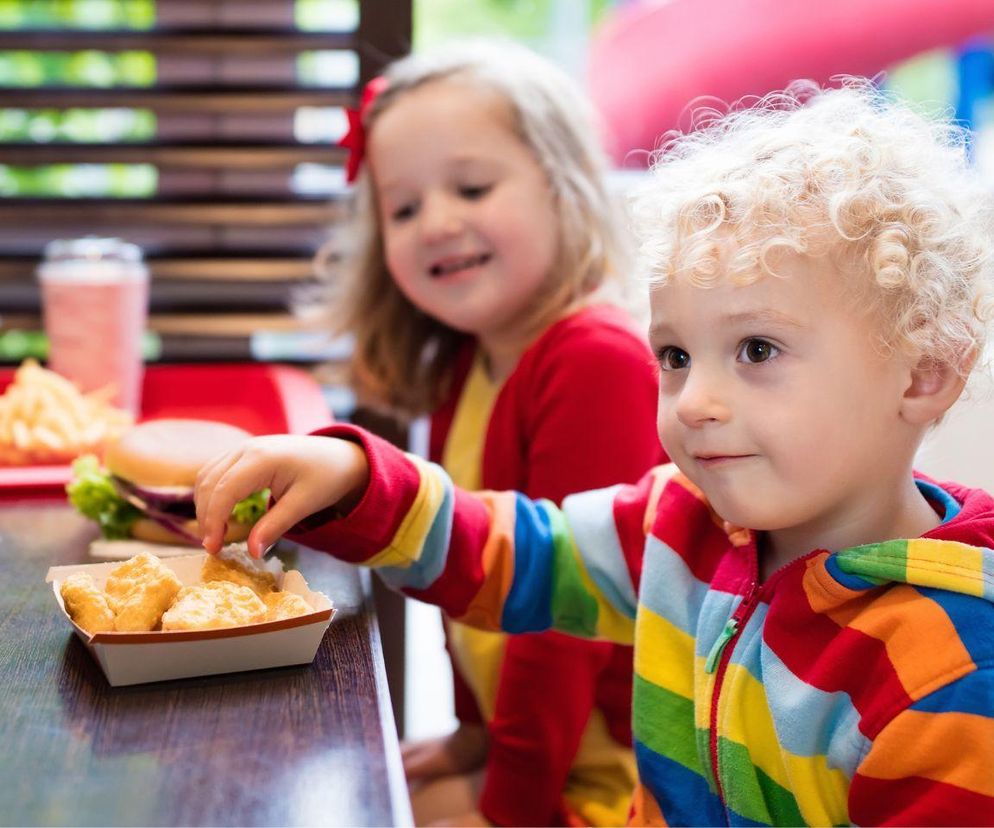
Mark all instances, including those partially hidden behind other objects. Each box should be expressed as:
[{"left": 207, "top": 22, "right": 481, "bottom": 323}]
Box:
[
  {"left": 66, "top": 455, "right": 267, "bottom": 538},
  {"left": 65, "top": 455, "right": 142, "bottom": 539},
  {"left": 231, "top": 489, "right": 269, "bottom": 525}
]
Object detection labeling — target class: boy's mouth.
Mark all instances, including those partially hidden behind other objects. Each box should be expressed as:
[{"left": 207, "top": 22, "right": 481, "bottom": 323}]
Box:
[
  {"left": 694, "top": 454, "right": 755, "bottom": 469},
  {"left": 429, "top": 253, "right": 491, "bottom": 278}
]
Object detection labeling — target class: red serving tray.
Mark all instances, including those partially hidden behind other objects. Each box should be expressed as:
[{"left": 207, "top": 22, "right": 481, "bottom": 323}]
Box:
[{"left": 0, "top": 363, "right": 333, "bottom": 495}]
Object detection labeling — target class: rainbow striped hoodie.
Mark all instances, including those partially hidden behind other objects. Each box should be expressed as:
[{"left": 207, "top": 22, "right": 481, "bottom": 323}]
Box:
[{"left": 291, "top": 426, "right": 994, "bottom": 826}]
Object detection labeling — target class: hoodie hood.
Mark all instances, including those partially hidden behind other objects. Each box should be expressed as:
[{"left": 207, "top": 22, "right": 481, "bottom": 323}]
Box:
[{"left": 828, "top": 477, "right": 994, "bottom": 603}]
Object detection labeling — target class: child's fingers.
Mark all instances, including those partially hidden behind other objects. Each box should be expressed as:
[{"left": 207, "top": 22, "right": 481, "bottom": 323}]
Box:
[
  {"left": 243, "top": 486, "right": 323, "bottom": 558},
  {"left": 194, "top": 449, "right": 238, "bottom": 536},
  {"left": 195, "top": 448, "right": 234, "bottom": 494},
  {"left": 199, "top": 457, "right": 273, "bottom": 553},
  {"left": 245, "top": 524, "right": 269, "bottom": 560},
  {"left": 196, "top": 435, "right": 368, "bottom": 555},
  {"left": 194, "top": 449, "right": 247, "bottom": 547}
]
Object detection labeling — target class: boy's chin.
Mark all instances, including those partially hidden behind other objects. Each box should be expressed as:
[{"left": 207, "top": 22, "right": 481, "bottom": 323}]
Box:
[{"left": 700, "top": 493, "right": 779, "bottom": 535}]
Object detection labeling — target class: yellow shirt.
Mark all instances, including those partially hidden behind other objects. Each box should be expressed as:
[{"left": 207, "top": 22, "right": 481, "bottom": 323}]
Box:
[{"left": 441, "top": 353, "right": 636, "bottom": 827}]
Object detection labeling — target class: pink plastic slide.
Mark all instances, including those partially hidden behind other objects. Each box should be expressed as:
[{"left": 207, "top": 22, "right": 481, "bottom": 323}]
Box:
[{"left": 589, "top": 0, "right": 994, "bottom": 163}]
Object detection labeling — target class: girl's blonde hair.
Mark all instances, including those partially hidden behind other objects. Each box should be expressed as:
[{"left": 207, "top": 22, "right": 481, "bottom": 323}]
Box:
[
  {"left": 631, "top": 79, "right": 994, "bottom": 375},
  {"left": 319, "top": 40, "right": 626, "bottom": 417}
]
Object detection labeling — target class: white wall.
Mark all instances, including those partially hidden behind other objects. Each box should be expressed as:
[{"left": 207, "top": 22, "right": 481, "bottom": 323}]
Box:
[{"left": 916, "top": 367, "right": 994, "bottom": 490}]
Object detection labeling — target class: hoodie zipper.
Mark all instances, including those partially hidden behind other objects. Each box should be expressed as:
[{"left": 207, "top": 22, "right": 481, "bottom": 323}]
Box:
[
  {"left": 705, "top": 582, "right": 760, "bottom": 811},
  {"left": 703, "top": 547, "right": 825, "bottom": 818}
]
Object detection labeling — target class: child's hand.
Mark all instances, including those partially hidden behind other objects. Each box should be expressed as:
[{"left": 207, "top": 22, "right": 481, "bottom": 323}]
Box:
[
  {"left": 194, "top": 434, "right": 369, "bottom": 558},
  {"left": 402, "top": 723, "right": 489, "bottom": 782}
]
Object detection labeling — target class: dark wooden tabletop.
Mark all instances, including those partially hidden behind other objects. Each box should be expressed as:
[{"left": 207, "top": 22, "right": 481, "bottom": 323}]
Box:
[{"left": 0, "top": 496, "right": 413, "bottom": 827}]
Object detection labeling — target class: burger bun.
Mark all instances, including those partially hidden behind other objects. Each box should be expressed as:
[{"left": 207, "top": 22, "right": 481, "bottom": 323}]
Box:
[{"left": 105, "top": 418, "right": 252, "bottom": 488}]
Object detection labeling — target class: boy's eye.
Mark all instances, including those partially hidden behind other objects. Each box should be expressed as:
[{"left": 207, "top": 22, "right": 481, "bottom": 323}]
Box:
[
  {"left": 737, "top": 338, "right": 779, "bottom": 364},
  {"left": 458, "top": 183, "right": 492, "bottom": 200},
  {"left": 657, "top": 346, "right": 690, "bottom": 371}
]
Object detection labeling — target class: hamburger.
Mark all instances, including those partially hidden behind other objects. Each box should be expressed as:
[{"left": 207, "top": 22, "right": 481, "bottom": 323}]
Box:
[{"left": 67, "top": 418, "right": 267, "bottom": 546}]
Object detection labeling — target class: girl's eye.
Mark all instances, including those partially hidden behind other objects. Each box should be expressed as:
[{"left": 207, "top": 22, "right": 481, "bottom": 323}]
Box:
[
  {"left": 737, "top": 338, "right": 779, "bottom": 364},
  {"left": 657, "top": 346, "right": 690, "bottom": 371},
  {"left": 391, "top": 204, "right": 416, "bottom": 222},
  {"left": 459, "top": 184, "right": 492, "bottom": 200}
]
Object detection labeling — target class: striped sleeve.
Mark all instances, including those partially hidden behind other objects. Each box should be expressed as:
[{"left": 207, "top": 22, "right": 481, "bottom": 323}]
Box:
[
  {"left": 290, "top": 425, "right": 650, "bottom": 642},
  {"left": 848, "top": 668, "right": 994, "bottom": 825}
]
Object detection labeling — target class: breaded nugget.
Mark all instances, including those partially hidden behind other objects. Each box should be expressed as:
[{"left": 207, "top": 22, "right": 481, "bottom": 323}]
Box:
[
  {"left": 60, "top": 572, "right": 116, "bottom": 633},
  {"left": 161, "top": 582, "right": 267, "bottom": 631},
  {"left": 104, "top": 551, "right": 182, "bottom": 632},
  {"left": 201, "top": 545, "right": 276, "bottom": 597},
  {"left": 261, "top": 591, "right": 312, "bottom": 622}
]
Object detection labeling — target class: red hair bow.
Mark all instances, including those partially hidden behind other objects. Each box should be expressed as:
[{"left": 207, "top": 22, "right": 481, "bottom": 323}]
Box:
[{"left": 340, "top": 75, "right": 389, "bottom": 184}]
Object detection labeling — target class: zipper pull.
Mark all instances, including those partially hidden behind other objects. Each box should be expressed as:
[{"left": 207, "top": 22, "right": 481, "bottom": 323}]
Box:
[{"left": 705, "top": 617, "right": 739, "bottom": 674}]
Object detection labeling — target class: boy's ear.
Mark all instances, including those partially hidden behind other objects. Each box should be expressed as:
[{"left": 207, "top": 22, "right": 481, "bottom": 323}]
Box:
[{"left": 900, "top": 351, "right": 974, "bottom": 425}]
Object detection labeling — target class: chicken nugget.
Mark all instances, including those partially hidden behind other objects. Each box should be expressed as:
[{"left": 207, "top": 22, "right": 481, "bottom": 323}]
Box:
[
  {"left": 261, "top": 591, "right": 312, "bottom": 622},
  {"left": 60, "top": 572, "right": 116, "bottom": 633},
  {"left": 201, "top": 544, "right": 276, "bottom": 597},
  {"left": 161, "top": 581, "right": 267, "bottom": 631},
  {"left": 105, "top": 551, "right": 182, "bottom": 632}
]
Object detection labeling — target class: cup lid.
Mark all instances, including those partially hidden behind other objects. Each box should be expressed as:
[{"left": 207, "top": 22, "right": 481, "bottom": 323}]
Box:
[{"left": 42, "top": 236, "right": 144, "bottom": 263}]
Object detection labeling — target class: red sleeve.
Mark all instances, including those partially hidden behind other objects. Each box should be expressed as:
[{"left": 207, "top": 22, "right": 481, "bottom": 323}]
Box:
[
  {"left": 479, "top": 311, "right": 660, "bottom": 824},
  {"left": 285, "top": 424, "right": 495, "bottom": 621},
  {"left": 284, "top": 424, "right": 423, "bottom": 561}
]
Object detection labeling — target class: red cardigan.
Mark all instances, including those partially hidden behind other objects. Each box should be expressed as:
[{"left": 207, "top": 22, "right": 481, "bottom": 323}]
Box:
[{"left": 429, "top": 304, "right": 664, "bottom": 826}]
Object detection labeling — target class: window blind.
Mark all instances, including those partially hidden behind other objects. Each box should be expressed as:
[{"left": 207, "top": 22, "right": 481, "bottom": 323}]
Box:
[{"left": 0, "top": 0, "right": 413, "bottom": 360}]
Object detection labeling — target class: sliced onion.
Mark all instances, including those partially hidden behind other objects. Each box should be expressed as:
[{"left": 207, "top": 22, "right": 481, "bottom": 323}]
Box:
[
  {"left": 113, "top": 476, "right": 194, "bottom": 506},
  {"left": 110, "top": 477, "right": 200, "bottom": 545}
]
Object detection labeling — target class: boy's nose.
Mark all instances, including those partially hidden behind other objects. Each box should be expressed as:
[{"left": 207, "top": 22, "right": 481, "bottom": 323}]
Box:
[
  {"left": 675, "top": 369, "right": 731, "bottom": 427},
  {"left": 420, "top": 193, "right": 462, "bottom": 243}
]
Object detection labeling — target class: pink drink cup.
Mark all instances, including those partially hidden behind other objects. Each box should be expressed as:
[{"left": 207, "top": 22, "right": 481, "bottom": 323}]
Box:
[{"left": 38, "top": 254, "right": 149, "bottom": 417}]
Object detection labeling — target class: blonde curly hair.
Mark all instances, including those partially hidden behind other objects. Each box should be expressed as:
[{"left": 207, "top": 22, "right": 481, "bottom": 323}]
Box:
[{"left": 630, "top": 79, "right": 994, "bottom": 375}]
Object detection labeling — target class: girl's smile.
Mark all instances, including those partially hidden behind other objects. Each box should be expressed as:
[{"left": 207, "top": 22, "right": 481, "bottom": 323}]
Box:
[{"left": 428, "top": 251, "right": 493, "bottom": 279}]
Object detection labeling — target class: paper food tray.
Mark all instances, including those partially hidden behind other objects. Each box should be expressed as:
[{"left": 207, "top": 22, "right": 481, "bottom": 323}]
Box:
[
  {"left": 47, "top": 553, "right": 335, "bottom": 687},
  {"left": 86, "top": 539, "right": 291, "bottom": 560}
]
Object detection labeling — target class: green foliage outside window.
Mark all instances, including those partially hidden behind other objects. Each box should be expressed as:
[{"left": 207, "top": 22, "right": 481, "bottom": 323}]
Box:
[
  {"left": 296, "top": 0, "right": 613, "bottom": 52},
  {"left": 0, "top": 162, "right": 156, "bottom": 197},
  {"left": 0, "top": 107, "right": 154, "bottom": 142},
  {"left": 0, "top": 0, "right": 155, "bottom": 196},
  {"left": 0, "top": 0, "right": 153, "bottom": 28},
  {"left": 415, "top": 0, "right": 612, "bottom": 48},
  {"left": 0, "top": 50, "right": 154, "bottom": 86},
  {"left": 296, "top": 0, "right": 357, "bottom": 32}
]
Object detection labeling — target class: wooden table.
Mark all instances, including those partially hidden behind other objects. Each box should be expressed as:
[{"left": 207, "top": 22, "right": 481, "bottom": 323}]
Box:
[{"left": 0, "top": 497, "right": 413, "bottom": 827}]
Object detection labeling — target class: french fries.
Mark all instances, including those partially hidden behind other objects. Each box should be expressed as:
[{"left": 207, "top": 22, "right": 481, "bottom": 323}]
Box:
[{"left": 0, "top": 359, "right": 133, "bottom": 465}]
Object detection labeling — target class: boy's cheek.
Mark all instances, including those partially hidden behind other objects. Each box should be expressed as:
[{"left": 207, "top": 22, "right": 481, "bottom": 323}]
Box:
[{"left": 655, "top": 410, "right": 679, "bottom": 453}]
